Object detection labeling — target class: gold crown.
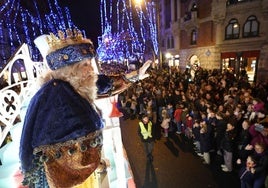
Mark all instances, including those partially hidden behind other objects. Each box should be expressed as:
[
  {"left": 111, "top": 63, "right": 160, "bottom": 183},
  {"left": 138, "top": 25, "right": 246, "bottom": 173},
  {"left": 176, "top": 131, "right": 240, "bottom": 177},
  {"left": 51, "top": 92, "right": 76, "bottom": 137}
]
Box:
[{"left": 46, "top": 28, "right": 93, "bottom": 53}]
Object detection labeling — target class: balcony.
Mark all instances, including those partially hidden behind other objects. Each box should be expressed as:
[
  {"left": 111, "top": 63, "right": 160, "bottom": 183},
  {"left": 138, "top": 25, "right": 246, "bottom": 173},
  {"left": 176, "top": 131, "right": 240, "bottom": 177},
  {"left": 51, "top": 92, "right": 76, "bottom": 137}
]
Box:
[{"left": 180, "top": 11, "right": 199, "bottom": 32}]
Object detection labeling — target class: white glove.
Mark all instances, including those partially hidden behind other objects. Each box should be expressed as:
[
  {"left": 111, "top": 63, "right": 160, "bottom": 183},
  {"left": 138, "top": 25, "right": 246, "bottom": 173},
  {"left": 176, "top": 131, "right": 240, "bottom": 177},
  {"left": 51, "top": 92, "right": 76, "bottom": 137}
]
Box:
[
  {"left": 125, "top": 60, "right": 152, "bottom": 82},
  {"left": 138, "top": 60, "right": 152, "bottom": 80}
]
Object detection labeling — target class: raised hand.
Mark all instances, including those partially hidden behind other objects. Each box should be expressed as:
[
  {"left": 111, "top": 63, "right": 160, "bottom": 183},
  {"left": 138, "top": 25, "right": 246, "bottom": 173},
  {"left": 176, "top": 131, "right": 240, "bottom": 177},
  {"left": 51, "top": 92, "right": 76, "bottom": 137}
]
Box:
[{"left": 138, "top": 60, "right": 152, "bottom": 80}]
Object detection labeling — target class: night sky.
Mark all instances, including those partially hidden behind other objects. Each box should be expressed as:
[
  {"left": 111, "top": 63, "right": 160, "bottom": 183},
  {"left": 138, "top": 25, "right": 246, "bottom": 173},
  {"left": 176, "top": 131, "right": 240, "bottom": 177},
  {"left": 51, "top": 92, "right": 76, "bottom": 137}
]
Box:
[{"left": 59, "top": 0, "right": 102, "bottom": 47}]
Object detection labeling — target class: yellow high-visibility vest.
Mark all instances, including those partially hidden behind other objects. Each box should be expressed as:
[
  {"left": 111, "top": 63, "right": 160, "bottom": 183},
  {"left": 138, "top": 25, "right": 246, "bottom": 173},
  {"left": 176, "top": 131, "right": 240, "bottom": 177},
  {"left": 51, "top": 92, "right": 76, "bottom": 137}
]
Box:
[{"left": 139, "top": 121, "right": 152, "bottom": 139}]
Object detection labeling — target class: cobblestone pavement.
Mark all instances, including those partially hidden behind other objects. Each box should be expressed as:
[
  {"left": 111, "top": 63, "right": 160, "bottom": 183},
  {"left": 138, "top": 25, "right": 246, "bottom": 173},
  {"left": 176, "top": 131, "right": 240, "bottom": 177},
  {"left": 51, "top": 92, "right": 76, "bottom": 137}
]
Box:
[{"left": 120, "top": 118, "right": 241, "bottom": 188}]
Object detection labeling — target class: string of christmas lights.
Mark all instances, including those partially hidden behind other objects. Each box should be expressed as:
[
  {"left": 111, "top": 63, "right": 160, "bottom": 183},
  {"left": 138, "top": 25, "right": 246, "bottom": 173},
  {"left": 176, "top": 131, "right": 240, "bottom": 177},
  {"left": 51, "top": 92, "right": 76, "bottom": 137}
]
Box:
[
  {"left": 97, "top": 0, "right": 159, "bottom": 63},
  {"left": 0, "top": 0, "right": 159, "bottom": 66},
  {"left": 0, "top": 0, "right": 76, "bottom": 63}
]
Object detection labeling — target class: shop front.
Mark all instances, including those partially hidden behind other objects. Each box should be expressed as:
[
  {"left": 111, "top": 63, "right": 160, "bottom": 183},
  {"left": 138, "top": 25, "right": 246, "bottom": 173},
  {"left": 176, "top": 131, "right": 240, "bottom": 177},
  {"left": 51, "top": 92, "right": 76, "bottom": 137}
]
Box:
[{"left": 221, "top": 50, "right": 260, "bottom": 82}]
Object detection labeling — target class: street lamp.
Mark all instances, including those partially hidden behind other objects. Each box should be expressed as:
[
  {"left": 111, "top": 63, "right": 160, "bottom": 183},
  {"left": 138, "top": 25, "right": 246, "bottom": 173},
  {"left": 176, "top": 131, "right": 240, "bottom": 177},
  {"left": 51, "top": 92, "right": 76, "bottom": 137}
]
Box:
[
  {"left": 134, "top": 0, "right": 143, "bottom": 4},
  {"left": 165, "top": 52, "right": 171, "bottom": 59},
  {"left": 166, "top": 52, "right": 174, "bottom": 66}
]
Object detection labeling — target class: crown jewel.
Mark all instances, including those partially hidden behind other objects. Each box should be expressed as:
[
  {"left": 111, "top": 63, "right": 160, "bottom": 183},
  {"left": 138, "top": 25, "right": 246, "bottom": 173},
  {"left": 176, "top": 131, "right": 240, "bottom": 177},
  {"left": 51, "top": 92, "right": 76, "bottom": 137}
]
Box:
[
  {"left": 45, "top": 28, "right": 95, "bottom": 70},
  {"left": 46, "top": 28, "right": 92, "bottom": 53}
]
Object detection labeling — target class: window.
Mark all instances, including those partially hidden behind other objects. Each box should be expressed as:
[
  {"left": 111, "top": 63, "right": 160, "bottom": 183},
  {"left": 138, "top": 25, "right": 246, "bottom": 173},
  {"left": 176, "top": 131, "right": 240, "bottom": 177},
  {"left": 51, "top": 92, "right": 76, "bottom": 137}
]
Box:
[
  {"left": 174, "top": 0, "right": 177, "bottom": 21},
  {"left": 191, "top": 29, "right": 197, "bottom": 45},
  {"left": 170, "top": 36, "right": 174, "bottom": 48},
  {"left": 167, "top": 38, "right": 171, "bottom": 49},
  {"left": 161, "top": 39, "right": 165, "bottom": 48},
  {"left": 243, "top": 16, "right": 259, "bottom": 38},
  {"left": 165, "top": 0, "right": 171, "bottom": 29},
  {"left": 225, "top": 19, "right": 240, "bottom": 39},
  {"left": 166, "top": 36, "right": 174, "bottom": 49}
]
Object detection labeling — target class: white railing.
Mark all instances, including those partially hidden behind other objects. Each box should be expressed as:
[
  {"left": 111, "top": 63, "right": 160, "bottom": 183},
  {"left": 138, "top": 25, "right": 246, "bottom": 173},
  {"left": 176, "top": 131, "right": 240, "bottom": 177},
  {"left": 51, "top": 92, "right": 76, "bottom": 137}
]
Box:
[{"left": 0, "top": 43, "right": 46, "bottom": 146}]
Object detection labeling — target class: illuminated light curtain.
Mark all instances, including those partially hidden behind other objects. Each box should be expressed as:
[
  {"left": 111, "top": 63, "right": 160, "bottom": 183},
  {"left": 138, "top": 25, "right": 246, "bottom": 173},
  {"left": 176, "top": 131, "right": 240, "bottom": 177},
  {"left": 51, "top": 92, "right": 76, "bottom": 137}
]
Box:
[
  {"left": 98, "top": 0, "right": 158, "bottom": 62},
  {"left": 33, "top": 0, "right": 43, "bottom": 33},
  {"left": 65, "top": 7, "right": 73, "bottom": 29},
  {"left": 0, "top": 0, "right": 77, "bottom": 63},
  {"left": 98, "top": 0, "right": 129, "bottom": 62},
  {"left": 135, "top": 2, "right": 146, "bottom": 53},
  {"left": 146, "top": 1, "right": 158, "bottom": 56}
]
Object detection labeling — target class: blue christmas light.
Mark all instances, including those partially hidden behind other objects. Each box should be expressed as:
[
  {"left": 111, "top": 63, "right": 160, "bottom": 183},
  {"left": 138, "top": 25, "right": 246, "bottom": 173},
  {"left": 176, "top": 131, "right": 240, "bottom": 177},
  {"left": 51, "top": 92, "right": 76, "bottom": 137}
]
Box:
[
  {"left": 98, "top": 0, "right": 159, "bottom": 62},
  {"left": 0, "top": 0, "right": 77, "bottom": 63},
  {"left": 33, "top": 0, "right": 43, "bottom": 33},
  {"left": 65, "top": 7, "right": 73, "bottom": 29}
]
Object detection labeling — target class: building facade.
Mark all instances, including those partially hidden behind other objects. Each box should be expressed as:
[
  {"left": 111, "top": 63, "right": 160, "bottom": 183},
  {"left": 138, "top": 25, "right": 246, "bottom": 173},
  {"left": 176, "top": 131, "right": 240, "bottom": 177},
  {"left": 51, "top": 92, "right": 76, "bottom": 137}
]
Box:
[{"left": 159, "top": 0, "right": 268, "bottom": 82}]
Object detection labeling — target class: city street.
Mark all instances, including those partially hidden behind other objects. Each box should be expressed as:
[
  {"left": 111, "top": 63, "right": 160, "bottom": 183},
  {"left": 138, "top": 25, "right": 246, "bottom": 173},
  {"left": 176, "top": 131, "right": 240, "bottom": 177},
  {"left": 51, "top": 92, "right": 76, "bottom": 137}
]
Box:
[{"left": 120, "top": 118, "right": 241, "bottom": 188}]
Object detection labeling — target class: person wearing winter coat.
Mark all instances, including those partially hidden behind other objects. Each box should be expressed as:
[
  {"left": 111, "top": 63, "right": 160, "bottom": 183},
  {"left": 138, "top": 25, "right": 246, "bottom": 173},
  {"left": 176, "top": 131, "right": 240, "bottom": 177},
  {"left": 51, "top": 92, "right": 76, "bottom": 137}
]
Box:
[
  {"left": 138, "top": 114, "right": 155, "bottom": 162},
  {"left": 251, "top": 142, "right": 268, "bottom": 188},
  {"left": 237, "top": 120, "right": 252, "bottom": 162},
  {"left": 239, "top": 142, "right": 268, "bottom": 188},
  {"left": 174, "top": 103, "right": 184, "bottom": 134},
  {"left": 161, "top": 108, "right": 171, "bottom": 137},
  {"left": 249, "top": 122, "right": 268, "bottom": 148},
  {"left": 215, "top": 112, "right": 228, "bottom": 156},
  {"left": 184, "top": 114, "right": 194, "bottom": 139},
  {"left": 221, "top": 122, "right": 237, "bottom": 172},
  {"left": 239, "top": 155, "right": 257, "bottom": 188},
  {"left": 199, "top": 120, "right": 212, "bottom": 164},
  {"left": 192, "top": 120, "right": 201, "bottom": 154}
]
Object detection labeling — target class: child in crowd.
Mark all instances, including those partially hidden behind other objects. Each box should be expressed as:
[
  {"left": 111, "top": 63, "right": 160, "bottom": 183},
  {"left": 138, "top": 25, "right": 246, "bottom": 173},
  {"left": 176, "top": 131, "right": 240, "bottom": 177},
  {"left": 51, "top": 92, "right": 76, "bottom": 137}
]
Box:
[
  {"left": 184, "top": 114, "right": 194, "bottom": 139},
  {"left": 174, "top": 103, "right": 183, "bottom": 134},
  {"left": 166, "top": 102, "right": 174, "bottom": 132},
  {"left": 161, "top": 107, "right": 171, "bottom": 137},
  {"left": 181, "top": 105, "right": 189, "bottom": 134}
]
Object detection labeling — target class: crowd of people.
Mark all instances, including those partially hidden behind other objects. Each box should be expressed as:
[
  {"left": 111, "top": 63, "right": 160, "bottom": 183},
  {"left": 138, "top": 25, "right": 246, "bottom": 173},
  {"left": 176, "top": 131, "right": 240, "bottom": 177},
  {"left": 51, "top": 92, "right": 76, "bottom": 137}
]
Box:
[{"left": 118, "top": 66, "right": 268, "bottom": 188}]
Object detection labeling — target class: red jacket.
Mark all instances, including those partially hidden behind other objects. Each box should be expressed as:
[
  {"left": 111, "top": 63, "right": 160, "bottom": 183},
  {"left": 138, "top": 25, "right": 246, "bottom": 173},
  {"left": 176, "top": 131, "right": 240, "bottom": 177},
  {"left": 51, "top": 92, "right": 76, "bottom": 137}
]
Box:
[
  {"left": 174, "top": 108, "right": 183, "bottom": 122},
  {"left": 185, "top": 117, "right": 194, "bottom": 129}
]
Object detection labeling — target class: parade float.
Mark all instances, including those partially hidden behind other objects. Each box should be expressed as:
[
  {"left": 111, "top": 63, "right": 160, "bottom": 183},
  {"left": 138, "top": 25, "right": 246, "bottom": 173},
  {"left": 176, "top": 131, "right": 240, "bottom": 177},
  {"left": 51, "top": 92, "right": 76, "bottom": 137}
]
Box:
[{"left": 0, "top": 42, "right": 135, "bottom": 188}]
